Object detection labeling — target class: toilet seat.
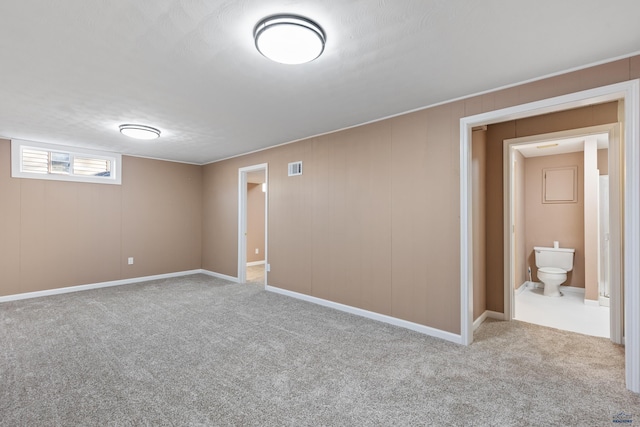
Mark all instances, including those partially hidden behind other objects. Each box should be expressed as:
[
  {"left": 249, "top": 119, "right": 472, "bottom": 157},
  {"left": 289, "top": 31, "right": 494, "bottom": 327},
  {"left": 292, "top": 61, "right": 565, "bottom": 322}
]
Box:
[{"left": 538, "top": 267, "right": 566, "bottom": 274}]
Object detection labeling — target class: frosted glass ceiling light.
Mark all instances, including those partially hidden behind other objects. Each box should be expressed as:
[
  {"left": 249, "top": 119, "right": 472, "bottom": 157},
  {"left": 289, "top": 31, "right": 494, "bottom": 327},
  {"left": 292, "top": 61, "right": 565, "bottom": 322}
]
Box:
[
  {"left": 254, "top": 15, "right": 326, "bottom": 65},
  {"left": 119, "top": 124, "right": 161, "bottom": 140}
]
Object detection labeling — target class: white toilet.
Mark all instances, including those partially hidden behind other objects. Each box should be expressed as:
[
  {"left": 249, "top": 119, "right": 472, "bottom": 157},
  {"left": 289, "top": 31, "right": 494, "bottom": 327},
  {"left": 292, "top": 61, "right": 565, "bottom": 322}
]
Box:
[{"left": 534, "top": 246, "right": 575, "bottom": 297}]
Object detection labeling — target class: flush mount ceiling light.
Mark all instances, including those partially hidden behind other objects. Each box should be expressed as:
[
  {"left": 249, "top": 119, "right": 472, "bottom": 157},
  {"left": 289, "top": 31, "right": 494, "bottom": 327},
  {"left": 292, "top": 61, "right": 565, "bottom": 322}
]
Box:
[
  {"left": 254, "top": 14, "right": 326, "bottom": 65},
  {"left": 119, "top": 124, "right": 161, "bottom": 140}
]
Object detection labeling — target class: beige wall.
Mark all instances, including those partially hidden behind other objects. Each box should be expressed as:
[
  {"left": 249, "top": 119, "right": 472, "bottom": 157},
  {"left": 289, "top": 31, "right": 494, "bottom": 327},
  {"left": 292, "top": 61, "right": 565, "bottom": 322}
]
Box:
[
  {"left": 524, "top": 152, "right": 585, "bottom": 289},
  {"left": 203, "top": 123, "right": 400, "bottom": 321},
  {"left": 203, "top": 57, "right": 636, "bottom": 332},
  {"left": 0, "top": 141, "right": 202, "bottom": 296},
  {"left": 485, "top": 101, "right": 619, "bottom": 312},
  {"left": 598, "top": 148, "right": 609, "bottom": 175},
  {"left": 121, "top": 156, "right": 202, "bottom": 278},
  {"left": 472, "top": 130, "right": 487, "bottom": 320},
  {"left": 3, "top": 55, "right": 639, "bottom": 334},
  {"left": 247, "top": 183, "right": 265, "bottom": 263},
  {"left": 202, "top": 156, "right": 240, "bottom": 278},
  {"left": 203, "top": 110, "right": 463, "bottom": 332}
]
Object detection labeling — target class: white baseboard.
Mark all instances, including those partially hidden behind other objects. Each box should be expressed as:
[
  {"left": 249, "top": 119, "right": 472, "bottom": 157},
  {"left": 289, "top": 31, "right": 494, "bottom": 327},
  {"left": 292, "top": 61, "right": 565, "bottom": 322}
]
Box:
[
  {"left": 0, "top": 269, "right": 204, "bottom": 303},
  {"left": 246, "top": 260, "right": 265, "bottom": 267},
  {"left": 473, "top": 310, "right": 504, "bottom": 331},
  {"left": 199, "top": 270, "right": 239, "bottom": 283},
  {"left": 515, "top": 281, "right": 531, "bottom": 295},
  {"left": 560, "top": 285, "right": 585, "bottom": 295},
  {"left": 265, "top": 284, "right": 463, "bottom": 344},
  {"left": 584, "top": 298, "right": 600, "bottom": 307},
  {"left": 526, "top": 283, "right": 586, "bottom": 295},
  {"left": 528, "top": 281, "right": 543, "bottom": 290}
]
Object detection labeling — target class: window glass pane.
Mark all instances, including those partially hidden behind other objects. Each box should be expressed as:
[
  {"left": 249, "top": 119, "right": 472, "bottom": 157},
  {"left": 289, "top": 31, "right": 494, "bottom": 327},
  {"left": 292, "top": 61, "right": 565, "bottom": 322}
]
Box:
[
  {"left": 50, "top": 152, "right": 70, "bottom": 174},
  {"left": 74, "top": 157, "right": 111, "bottom": 176},
  {"left": 22, "top": 148, "right": 49, "bottom": 174},
  {"left": 12, "top": 140, "right": 121, "bottom": 185}
]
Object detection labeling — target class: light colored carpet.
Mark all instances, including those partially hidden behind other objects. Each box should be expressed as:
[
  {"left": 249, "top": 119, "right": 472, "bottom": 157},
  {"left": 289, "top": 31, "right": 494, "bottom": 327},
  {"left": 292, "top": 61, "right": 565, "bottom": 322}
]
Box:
[{"left": 0, "top": 274, "right": 638, "bottom": 426}]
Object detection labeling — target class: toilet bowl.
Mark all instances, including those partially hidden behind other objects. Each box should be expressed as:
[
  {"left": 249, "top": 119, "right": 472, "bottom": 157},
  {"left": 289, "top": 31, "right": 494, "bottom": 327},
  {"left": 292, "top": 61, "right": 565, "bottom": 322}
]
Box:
[
  {"left": 536, "top": 267, "right": 567, "bottom": 297},
  {"left": 534, "top": 246, "right": 575, "bottom": 297}
]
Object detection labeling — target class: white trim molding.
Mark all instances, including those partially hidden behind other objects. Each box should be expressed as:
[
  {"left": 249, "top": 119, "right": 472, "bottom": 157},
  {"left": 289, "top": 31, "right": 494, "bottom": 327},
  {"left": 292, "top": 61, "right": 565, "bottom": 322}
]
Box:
[
  {"left": 623, "top": 78, "right": 640, "bottom": 394},
  {"left": 0, "top": 270, "right": 204, "bottom": 303},
  {"left": 460, "top": 79, "right": 640, "bottom": 393},
  {"left": 503, "top": 123, "right": 622, "bottom": 341},
  {"left": 265, "top": 284, "right": 463, "bottom": 344},
  {"left": 560, "top": 285, "right": 586, "bottom": 295},
  {"left": 238, "top": 163, "right": 268, "bottom": 285},
  {"left": 515, "top": 281, "right": 532, "bottom": 295},
  {"left": 473, "top": 310, "right": 505, "bottom": 331},
  {"left": 199, "top": 270, "right": 240, "bottom": 283}
]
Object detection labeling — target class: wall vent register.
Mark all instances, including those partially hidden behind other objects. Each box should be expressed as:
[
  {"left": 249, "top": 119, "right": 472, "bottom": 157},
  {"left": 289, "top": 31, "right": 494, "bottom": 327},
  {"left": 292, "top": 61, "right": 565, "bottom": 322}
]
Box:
[{"left": 288, "top": 161, "right": 303, "bottom": 176}]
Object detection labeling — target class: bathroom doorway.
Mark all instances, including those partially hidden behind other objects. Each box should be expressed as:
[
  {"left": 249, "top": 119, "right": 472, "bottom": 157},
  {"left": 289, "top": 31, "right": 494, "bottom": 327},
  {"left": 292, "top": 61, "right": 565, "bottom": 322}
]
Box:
[
  {"left": 505, "top": 125, "right": 619, "bottom": 338},
  {"left": 460, "top": 79, "right": 640, "bottom": 393}
]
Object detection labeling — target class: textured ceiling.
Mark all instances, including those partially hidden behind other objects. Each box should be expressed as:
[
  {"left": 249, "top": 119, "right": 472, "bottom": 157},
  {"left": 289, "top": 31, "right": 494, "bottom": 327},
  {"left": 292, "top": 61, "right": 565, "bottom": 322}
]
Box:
[{"left": 1, "top": 1, "right": 639, "bottom": 164}]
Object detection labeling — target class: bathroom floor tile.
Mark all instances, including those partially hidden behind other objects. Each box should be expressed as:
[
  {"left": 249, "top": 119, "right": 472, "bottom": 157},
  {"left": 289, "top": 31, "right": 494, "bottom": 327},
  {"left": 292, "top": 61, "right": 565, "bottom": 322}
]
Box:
[{"left": 514, "top": 285, "right": 610, "bottom": 338}]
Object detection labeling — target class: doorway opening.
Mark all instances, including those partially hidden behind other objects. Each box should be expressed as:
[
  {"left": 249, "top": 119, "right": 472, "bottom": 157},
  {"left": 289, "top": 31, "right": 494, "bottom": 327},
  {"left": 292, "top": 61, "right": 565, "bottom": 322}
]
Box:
[
  {"left": 504, "top": 124, "right": 619, "bottom": 338},
  {"left": 459, "top": 79, "right": 640, "bottom": 393},
  {"left": 238, "top": 164, "right": 268, "bottom": 286}
]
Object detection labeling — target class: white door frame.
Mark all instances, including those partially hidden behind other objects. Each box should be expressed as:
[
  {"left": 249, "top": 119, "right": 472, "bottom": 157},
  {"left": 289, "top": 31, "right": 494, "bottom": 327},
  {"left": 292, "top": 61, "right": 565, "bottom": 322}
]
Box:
[
  {"left": 238, "top": 163, "right": 268, "bottom": 285},
  {"left": 502, "top": 123, "right": 622, "bottom": 343},
  {"left": 459, "top": 79, "right": 640, "bottom": 393}
]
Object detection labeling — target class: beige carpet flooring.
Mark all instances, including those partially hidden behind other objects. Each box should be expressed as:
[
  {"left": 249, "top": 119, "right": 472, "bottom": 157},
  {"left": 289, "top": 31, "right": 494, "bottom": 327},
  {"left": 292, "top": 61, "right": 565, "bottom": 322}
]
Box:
[{"left": 1, "top": 274, "right": 638, "bottom": 426}]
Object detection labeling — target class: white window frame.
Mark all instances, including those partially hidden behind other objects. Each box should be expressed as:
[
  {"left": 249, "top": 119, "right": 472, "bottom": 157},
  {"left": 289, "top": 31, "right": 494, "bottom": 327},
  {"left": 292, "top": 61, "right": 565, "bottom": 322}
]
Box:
[{"left": 11, "top": 139, "right": 122, "bottom": 185}]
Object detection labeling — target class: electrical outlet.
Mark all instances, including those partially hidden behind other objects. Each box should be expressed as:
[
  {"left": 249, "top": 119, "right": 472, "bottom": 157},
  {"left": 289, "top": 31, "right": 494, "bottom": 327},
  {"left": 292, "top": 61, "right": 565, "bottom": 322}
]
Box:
[
  {"left": 128, "top": 257, "right": 134, "bottom": 265},
  {"left": 255, "top": 248, "right": 259, "bottom": 254},
  {"left": 266, "top": 264, "right": 271, "bottom": 272}
]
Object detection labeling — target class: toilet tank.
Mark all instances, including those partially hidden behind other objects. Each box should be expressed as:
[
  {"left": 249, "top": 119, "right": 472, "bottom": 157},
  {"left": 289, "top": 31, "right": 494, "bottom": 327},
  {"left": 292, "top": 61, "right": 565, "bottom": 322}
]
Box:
[{"left": 534, "top": 246, "right": 575, "bottom": 271}]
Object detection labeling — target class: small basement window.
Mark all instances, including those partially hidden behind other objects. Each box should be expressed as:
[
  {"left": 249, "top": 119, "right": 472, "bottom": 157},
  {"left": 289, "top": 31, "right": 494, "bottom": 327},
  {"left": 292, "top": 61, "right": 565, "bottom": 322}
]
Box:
[{"left": 11, "top": 139, "right": 121, "bottom": 185}]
